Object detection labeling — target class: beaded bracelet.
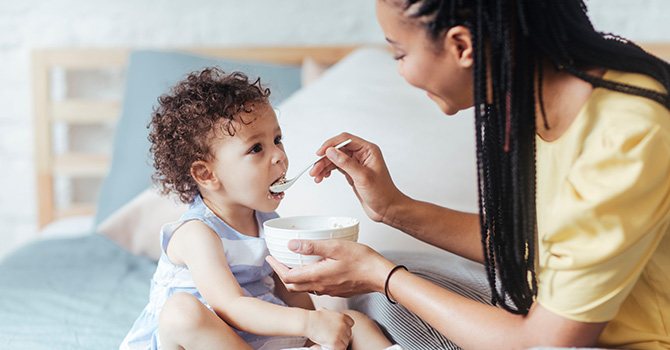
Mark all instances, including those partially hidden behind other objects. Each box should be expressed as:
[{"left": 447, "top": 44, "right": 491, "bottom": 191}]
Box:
[{"left": 384, "top": 265, "right": 408, "bottom": 304}]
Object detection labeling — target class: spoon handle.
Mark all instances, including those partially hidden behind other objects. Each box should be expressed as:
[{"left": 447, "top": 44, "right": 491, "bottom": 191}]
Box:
[{"left": 295, "top": 139, "right": 352, "bottom": 177}]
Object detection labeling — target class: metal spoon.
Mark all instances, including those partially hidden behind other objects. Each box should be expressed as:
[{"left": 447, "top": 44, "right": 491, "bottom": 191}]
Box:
[{"left": 269, "top": 139, "right": 352, "bottom": 193}]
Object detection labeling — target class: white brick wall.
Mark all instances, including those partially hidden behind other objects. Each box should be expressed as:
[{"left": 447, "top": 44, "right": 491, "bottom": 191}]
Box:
[{"left": 1, "top": 0, "right": 669, "bottom": 259}]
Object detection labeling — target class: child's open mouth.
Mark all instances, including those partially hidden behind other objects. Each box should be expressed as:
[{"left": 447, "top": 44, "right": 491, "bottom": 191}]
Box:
[{"left": 268, "top": 175, "right": 286, "bottom": 199}]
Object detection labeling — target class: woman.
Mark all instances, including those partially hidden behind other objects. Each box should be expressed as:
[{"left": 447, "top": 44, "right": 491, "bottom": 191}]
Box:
[{"left": 267, "top": 0, "right": 670, "bottom": 349}]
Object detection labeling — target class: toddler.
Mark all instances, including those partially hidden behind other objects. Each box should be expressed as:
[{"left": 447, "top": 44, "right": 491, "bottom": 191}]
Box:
[{"left": 120, "top": 67, "right": 394, "bottom": 350}]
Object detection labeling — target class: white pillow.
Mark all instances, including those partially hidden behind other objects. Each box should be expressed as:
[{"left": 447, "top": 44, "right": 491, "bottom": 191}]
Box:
[
  {"left": 97, "top": 187, "right": 187, "bottom": 261},
  {"left": 301, "top": 56, "right": 331, "bottom": 86},
  {"left": 276, "top": 46, "right": 478, "bottom": 253}
]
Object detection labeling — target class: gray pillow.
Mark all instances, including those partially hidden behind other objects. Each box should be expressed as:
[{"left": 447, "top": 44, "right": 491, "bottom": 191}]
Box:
[{"left": 93, "top": 50, "right": 301, "bottom": 226}]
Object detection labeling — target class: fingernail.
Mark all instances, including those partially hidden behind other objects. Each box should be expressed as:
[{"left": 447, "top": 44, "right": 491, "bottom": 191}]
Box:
[
  {"left": 326, "top": 148, "right": 338, "bottom": 161},
  {"left": 288, "top": 239, "right": 301, "bottom": 251}
]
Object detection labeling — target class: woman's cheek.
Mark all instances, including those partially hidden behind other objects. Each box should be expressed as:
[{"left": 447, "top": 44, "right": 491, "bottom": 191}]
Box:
[
  {"left": 400, "top": 67, "right": 422, "bottom": 90},
  {"left": 404, "top": 63, "right": 431, "bottom": 92}
]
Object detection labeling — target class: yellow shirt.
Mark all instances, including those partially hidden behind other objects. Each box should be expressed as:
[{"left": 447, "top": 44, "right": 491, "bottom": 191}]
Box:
[{"left": 536, "top": 70, "right": 670, "bottom": 349}]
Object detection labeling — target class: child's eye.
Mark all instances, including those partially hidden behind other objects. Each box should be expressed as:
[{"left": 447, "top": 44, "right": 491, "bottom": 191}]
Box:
[
  {"left": 274, "top": 135, "right": 283, "bottom": 145},
  {"left": 249, "top": 144, "right": 263, "bottom": 154}
]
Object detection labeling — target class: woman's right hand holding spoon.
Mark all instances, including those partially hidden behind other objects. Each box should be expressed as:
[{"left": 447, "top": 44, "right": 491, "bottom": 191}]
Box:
[{"left": 310, "top": 133, "right": 407, "bottom": 224}]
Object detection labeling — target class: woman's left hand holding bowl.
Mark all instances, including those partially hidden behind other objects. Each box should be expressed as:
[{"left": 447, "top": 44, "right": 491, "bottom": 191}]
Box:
[{"left": 266, "top": 239, "right": 396, "bottom": 298}]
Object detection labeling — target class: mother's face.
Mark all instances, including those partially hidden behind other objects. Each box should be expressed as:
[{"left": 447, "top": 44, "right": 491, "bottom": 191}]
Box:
[{"left": 375, "top": 0, "right": 475, "bottom": 115}]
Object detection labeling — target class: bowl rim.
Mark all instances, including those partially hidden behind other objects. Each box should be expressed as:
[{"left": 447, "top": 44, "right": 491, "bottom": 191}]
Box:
[{"left": 263, "top": 215, "right": 359, "bottom": 233}]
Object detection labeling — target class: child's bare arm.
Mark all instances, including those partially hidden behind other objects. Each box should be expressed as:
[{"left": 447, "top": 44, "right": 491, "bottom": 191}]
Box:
[
  {"left": 272, "top": 271, "right": 315, "bottom": 310},
  {"left": 167, "top": 220, "right": 352, "bottom": 349}
]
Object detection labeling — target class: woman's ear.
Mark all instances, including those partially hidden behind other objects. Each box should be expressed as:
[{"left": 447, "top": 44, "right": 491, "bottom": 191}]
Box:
[
  {"left": 191, "top": 160, "right": 221, "bottom": 190},
  {"left": 443, "top": 25, "right": 474, "bottom": 68}
]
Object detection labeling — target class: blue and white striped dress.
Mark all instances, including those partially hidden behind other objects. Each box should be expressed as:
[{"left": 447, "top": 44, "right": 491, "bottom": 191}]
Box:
[{"left": 120, "top": 195, "right": 306, "bottom": 350}]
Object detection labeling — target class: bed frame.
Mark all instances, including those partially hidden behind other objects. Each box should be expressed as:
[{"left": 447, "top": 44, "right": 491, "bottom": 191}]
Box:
[{"left": 32, "top": 44, "right": 670, "bottom": 228}]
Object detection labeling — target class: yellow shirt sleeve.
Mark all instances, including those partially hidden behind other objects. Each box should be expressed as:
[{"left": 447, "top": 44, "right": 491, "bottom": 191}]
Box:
[{"left": 535, "top": 71, "right": 670, "bottom": 323}]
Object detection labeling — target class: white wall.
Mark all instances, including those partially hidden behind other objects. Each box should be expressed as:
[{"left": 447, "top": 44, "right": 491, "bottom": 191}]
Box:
[{"left": 1, "top": 0, "right": 669, "bottom": 259}]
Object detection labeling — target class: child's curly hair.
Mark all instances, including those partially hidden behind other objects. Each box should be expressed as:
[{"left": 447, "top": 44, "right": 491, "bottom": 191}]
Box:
[{"left": 148, "top": 67, "right": 271, "bottom": 204}]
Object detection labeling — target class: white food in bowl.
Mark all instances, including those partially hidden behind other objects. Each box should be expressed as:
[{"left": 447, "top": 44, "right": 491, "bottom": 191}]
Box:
[{"left": 263, "top": 216, "right": 359, "bottom": 268}]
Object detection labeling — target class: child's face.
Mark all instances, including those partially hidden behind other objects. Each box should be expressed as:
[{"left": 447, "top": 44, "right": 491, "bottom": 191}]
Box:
[{"left": 207, "top": 103, "right": 288, "bottom": 213}]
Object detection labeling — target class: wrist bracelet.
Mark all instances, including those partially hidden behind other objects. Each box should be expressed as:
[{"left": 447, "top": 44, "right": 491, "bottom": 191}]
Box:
[{"left": 384, "top": 265, "right": 408, "bottom": 304}]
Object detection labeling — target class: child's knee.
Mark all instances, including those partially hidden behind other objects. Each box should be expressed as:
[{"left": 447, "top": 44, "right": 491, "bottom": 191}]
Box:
[
  {"left": 343, "top": 310, "right": 368, "bottom": 321},
  {"left": 343, "top": 309, "right": 393, "bottom": 349},
  {"left": 159, "top": 292, "right": 211, "bottom": 334},
  {"left": 343, "top": 309, "right": 375, "bottom": 326}
]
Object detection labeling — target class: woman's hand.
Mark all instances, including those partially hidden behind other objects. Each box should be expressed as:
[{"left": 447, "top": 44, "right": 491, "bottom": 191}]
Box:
[
  {"left": 310, "top": 133, "right": 406, "bottom": 223},
  {"left": 266, "top": 239, "right": 397, "bottom": 297}
]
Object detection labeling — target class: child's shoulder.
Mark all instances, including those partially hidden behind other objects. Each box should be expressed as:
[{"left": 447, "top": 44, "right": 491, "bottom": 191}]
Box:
[
  {"left": 172, "top": 219, "right": 219, "bottom": 242},
  {"left": 167, "top": 219, "right": 223, "bottom": 266},
  {"left": 176, "top": 218, "right": 212, "bottom": 232}
]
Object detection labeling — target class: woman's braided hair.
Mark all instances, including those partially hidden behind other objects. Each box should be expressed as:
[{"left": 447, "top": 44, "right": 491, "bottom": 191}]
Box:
[{"left": 396, "top": 0, "right": 670, "bottom": 314}]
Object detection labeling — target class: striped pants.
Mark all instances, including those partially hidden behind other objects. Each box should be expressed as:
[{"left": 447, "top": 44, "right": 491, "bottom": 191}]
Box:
[{"left": 347, "top": 250, "right": 494, "bottom": 350}]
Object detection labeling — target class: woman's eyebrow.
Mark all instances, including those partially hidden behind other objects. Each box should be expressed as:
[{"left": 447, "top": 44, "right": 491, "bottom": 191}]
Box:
[{"left": 386, "top": 37, "right": 404, "bottom": 50}]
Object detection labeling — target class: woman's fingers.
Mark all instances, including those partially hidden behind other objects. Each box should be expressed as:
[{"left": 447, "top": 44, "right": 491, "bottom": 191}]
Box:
[
  {"left": 265, "top": 241, "right": 338, "bottom": 286},
  {"left": 266, "top": 240, "right": 349, "bottom": 292},
  {"left": 314, "top": 146, "right": 368, "bottom": 185},
  {"left": 311, "top": 154, "right": 344, "bottom": 183},
  {"left": 288, "top": 238, "right": 344, "bottom": 257},
  {"left": 267, "top": 236, "right": 396, "bottom": 297},
  {"left": 265, "top": 256, "right": 290, "bottom": 276},
  {"left": 312, "top": 159, "right": 340, "bottom": 183},
  {"left": 310, "top": 133, "right": 361, "bottom": 180},
  {"left": 310, "top": 133, "right": 399, "bottom": 223},
  {"left": 315, "top": 133, "right": 357, "bottom": 156}
]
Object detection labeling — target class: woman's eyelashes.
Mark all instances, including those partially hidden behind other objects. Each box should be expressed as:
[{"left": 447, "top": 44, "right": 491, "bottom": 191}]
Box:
[{"left": 392, "top": 48, "right": 406, "bottom": 60}]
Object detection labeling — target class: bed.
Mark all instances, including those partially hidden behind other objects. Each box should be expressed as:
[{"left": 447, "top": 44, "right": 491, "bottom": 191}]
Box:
[{"left": 3, "top": 43, "right": 669, "bottom": 349}]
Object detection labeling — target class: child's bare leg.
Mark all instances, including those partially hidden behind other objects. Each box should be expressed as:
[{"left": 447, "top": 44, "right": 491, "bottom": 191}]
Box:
[
  {"left": 159, "top": 292, "right": 253, "bottom": 350},
  {"left": 344, "top": 310, "right": 393, "bottom": 350}
]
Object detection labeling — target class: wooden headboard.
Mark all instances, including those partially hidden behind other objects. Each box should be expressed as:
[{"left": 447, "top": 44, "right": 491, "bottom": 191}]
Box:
[
  {"left": 32, "top": 43, "right": 670, "bottom": 228},
  {"left": 32, "top": 46, "right": 360, "bottom": 228}
]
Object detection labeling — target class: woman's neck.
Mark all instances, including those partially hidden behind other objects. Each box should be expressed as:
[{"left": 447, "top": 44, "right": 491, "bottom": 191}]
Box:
[
  {"left": 201, "top": 195, "right": 259, "bottom": 237},
  {"left": 535, "top": 60, "right": 606, "bottom": 142}
]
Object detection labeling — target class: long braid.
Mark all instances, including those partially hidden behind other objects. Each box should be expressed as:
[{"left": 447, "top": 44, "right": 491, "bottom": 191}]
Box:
[
  {"left": 488, "top": 0, "right": 538, "bottom": 313},
  {"left": 471, "top": 0, "right": 499, "bottom": 309},
  {"left": 400, "top": 0, "right": 670, "bottom": 316}
]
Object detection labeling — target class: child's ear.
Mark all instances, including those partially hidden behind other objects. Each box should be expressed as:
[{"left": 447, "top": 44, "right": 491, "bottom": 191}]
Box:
[{"left": 190, "top": 160, "right": 221, "bottom": 190}]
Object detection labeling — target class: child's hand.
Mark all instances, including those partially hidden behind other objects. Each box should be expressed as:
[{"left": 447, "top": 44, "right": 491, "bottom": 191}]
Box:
[{"left": 306, "top": 308, "right": 354, "bottom": 350}]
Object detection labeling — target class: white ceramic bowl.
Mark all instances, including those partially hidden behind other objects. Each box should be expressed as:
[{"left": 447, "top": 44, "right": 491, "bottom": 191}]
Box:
[{"left": 263, "top": 216, "right": 359, "bottom": 268}]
